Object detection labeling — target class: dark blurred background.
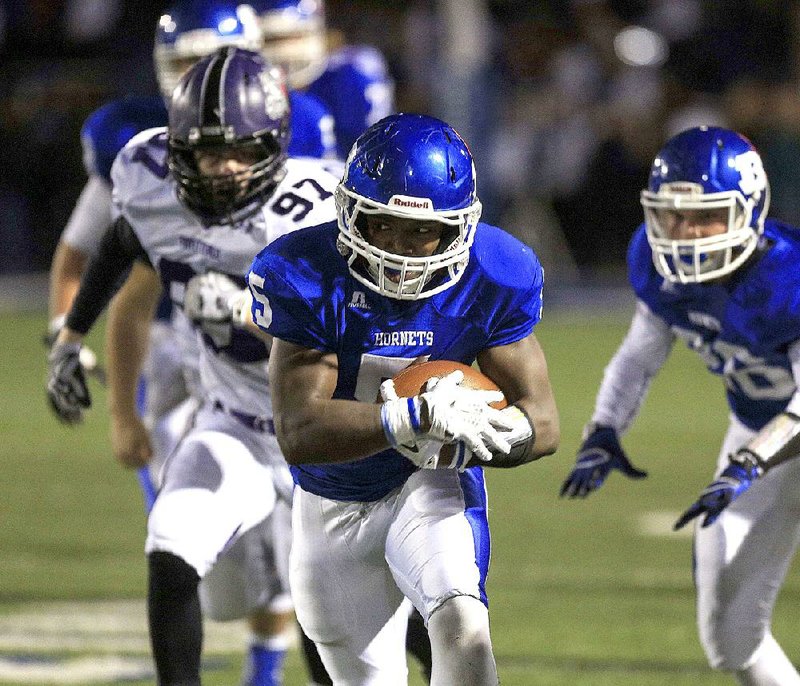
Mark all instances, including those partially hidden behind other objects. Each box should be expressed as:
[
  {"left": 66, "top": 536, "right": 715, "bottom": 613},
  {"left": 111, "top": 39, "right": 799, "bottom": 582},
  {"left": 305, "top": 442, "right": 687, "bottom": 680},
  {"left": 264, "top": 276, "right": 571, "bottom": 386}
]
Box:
[{"left": 2, "top": 0, "right": 800, "bottom": 285}]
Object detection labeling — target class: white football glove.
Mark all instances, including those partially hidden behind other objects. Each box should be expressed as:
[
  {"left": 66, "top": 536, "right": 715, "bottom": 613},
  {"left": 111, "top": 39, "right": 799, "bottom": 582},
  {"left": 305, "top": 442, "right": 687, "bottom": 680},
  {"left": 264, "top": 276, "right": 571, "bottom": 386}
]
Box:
[
  {"left": 379, "top": 378, "right": 444, "bottom": 469},
  {"left": 183, "top": 272, "right": 249, "bottom": 346},
  {"left": 47, "top": 341, "right": 91, "bottom": 425},
  {"left": 381, "top": 370, "right": 513, "bottom": 465}
]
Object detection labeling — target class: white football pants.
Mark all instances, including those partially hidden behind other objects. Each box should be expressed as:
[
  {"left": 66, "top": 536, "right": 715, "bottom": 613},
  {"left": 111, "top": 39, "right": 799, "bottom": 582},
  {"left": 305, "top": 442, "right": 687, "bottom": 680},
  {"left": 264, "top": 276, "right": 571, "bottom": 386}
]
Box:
[{"left": 695, "top": 414, "right": 800, "bottom": 679}]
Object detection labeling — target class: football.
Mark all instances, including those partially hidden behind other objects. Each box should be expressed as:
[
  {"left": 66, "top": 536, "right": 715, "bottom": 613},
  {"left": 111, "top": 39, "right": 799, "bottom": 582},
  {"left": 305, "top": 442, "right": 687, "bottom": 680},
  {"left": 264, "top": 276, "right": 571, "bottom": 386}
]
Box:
[{"left": 390, "top": 360, "right": 507, "bottom": 409}]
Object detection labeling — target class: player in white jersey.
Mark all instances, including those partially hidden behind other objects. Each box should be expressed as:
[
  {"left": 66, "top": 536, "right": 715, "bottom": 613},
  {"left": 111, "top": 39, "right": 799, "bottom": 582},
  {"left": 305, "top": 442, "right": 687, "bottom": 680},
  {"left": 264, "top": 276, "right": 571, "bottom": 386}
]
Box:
[
  {"left": 46, "top": 1, "right": 266, "bottom": 484},
  {"left": 47, "top": 3, "right": 345, "bottom": 683},
  {"left": 46, "top": 47, "right": 340, "bottom": 686}
]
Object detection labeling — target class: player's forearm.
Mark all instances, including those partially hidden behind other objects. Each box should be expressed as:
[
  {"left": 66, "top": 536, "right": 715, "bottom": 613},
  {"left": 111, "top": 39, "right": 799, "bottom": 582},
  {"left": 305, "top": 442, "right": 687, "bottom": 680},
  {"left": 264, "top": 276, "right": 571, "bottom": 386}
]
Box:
[
  {"left": 274, "top": 399, "right": 389, "bottom": 465},
  {"left": 731, "top": 411, "right": 800, "bottom": 475},
  {"left": 106, "top": 309, "right": 151, "bottom": 418},
  {"left": 65, "top": 217, "right": 146, "bottom": 335},
  {"left": 514, "top": 395, "right": 559, "bottom": 459},
  {"left": 48, "top": 242, "right": 88, "bottom": 319},
  {"left": 106, "top": 263, "right": 162, "bottom": 418}
]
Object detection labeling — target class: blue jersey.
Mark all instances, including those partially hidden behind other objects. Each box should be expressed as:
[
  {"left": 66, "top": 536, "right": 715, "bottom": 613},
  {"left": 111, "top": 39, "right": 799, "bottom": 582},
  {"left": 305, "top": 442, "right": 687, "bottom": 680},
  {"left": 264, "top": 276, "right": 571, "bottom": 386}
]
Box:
[
  {"left": 306, "top": 45, "right": 394, "bottom": 159},
  {"left": 629, "top": 219, "right": 800, "bottom": 430},
  {"left": 81, "top": 96, "right": 167, "bottom": 183},
  {"left": 248, "top": 222, "right": 544, "bottom": 501},
  {"left": 288, "top": 91, "right": 336, "bottom": 159}
]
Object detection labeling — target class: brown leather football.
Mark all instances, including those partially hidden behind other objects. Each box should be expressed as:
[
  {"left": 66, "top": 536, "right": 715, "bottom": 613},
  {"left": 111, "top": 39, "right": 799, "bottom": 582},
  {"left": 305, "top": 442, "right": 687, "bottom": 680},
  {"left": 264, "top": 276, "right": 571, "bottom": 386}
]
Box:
[{"left": 390, "top": 360, "right": 507, "bottom": 409}]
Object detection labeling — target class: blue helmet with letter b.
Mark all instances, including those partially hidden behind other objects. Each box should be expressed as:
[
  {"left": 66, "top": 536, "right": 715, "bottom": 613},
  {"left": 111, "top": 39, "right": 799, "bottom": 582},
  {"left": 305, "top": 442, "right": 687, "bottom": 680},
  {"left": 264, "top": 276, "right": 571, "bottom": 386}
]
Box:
[
  {"left": 640, "top": 126, "right": 770, "bottom": 283},
  {"left": 335, "top": 113, "right": 482, "bottom": 300}
]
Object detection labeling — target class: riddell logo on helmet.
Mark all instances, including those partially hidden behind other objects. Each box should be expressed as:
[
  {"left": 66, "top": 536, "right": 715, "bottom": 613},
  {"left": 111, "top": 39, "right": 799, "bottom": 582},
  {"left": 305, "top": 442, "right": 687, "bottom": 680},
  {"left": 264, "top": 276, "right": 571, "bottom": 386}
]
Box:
[
  {"left": 388, "top": 195, "right": 433, "bottom": 212},
  {"left": 661, "top": 182, "right": 703, "bottom": 195}
]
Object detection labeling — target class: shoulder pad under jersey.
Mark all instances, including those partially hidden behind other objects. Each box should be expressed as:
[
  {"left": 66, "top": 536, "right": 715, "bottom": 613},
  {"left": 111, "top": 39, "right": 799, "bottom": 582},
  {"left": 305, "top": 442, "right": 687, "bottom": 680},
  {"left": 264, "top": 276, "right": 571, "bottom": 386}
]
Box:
[
  {"left": 263, "top": 157, "right": 341, "bottom": 232},
  {"left": 307, "top": 44, "right": 395, "bottom": 158},
  {"left": 110, "top": 127, "right": 171, "bottom": 222}
]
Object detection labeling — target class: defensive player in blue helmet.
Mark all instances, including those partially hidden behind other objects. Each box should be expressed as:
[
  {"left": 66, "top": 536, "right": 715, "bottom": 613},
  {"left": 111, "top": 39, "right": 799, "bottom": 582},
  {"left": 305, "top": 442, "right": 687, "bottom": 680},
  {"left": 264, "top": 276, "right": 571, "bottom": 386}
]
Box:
[
  {"left": 560, "top": 126, "right": 800, "bottom": 685},
  {"left": 245, "top": 113, "right": 560, "bottom": 683},
  {"left": 251, "top": 0, "right": 394, "bottom": 159},
  {"left": 47, "top": 47, "right": 344, "bottom": 686}
]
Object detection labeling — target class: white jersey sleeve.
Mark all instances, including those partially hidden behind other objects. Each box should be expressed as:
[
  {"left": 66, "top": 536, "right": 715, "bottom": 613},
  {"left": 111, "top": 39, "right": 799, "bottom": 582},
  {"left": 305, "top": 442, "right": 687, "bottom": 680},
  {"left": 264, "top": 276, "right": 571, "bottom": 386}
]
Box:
[
  {"left": 591, "top": 300, "right": 675, "bottom": 433},
  {"left": 60, "top": 176, "right": 113, "bottom": 256},
  {"left": 110, "top": 126, "right": 171, "bottom": 229}
]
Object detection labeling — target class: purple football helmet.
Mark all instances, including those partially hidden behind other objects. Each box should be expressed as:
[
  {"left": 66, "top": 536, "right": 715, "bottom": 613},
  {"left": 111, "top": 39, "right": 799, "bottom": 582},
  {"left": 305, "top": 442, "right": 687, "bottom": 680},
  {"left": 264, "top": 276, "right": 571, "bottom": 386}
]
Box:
[{"left": 168, "top": 46, "right": 290, "bottom": 225}]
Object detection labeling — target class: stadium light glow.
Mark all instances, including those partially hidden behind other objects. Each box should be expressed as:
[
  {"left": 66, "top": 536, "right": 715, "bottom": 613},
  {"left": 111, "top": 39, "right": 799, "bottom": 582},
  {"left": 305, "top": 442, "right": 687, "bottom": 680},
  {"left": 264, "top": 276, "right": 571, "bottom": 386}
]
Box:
[{"left": 614, "top": 26, "right": 668, "bottom": 67}]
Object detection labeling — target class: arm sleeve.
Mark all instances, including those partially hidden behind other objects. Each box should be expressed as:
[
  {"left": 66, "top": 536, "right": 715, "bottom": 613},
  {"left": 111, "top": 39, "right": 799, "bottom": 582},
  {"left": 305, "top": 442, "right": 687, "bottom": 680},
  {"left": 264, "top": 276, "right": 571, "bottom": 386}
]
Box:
[
  {"left": 65, "top": 215, "right": 152, "bottom": 335},
  {"left": 591, "top": 300, "right": 675, "bottom": 434}
]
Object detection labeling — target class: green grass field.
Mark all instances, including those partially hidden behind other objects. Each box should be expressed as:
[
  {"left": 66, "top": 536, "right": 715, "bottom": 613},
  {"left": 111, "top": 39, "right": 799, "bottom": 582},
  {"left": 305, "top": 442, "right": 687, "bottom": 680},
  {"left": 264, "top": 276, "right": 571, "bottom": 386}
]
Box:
[{"left": 1, "top": 309, "right": 798, "bottom": 685}]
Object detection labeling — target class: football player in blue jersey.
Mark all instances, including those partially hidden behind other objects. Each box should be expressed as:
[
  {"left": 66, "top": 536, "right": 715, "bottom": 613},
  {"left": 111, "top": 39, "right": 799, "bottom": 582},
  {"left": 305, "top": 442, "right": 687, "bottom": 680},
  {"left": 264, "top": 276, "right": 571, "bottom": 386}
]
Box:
[
  {"left": 560, "top": 126, "right": 800, "bottom": 685},
  {"left": 252, "top": 0, "right": 394, "bottom": 159},
  {"left": 245, "top": 113, "right": 560, "bottom": 684},
  {"left": 252, "top": 4, "right": 439, "bottom": 683}
]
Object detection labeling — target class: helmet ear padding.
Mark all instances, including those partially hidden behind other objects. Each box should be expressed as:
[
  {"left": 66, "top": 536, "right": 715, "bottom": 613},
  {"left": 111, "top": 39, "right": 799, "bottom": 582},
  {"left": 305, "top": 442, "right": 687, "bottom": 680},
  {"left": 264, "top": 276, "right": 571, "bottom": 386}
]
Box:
[
  {"left": 640, "top": 126, "right": 769, "bottom": 284},
  {"left": 335, "top": 114, "right": 482, "bottom": 300},
  {"left": 166, "top": 47, "right": 289, "bottom": 225}
]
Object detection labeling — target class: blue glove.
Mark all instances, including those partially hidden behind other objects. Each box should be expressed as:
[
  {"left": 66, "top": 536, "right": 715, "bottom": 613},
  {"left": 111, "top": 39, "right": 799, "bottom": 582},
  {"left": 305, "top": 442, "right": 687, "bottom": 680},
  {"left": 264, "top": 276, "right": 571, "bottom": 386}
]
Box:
[
  {"left": 560, "top": 425, "right": 647, "bottom": 498},
  {"left": 673, "top": 461, "right": 759, "bottom": 530}
]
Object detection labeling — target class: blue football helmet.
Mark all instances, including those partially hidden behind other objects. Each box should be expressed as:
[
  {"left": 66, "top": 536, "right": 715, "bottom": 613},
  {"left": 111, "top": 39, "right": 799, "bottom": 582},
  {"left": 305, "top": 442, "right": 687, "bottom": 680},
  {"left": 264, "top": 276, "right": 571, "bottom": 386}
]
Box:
[
  {"left": 640, "top": 126, "right": 770, "bottom": 283},
  {"left": 336, "top": 113, "right": 482, "bottom": 300},
  {"left": 154, "top": 0, "right": 264, "bottom": 99},
  {"left": 167, "top": 47, "right": 290, "bottom": 225},
  {"left": 250, "top": 0, "right": 327, "bottom": 89}
]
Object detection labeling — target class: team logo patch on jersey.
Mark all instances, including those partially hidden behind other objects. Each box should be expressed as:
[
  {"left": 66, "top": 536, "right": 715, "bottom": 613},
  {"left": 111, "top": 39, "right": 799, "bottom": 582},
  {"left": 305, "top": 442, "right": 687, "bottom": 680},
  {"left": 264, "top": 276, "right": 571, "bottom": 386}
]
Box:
[
  {"left": 348, "top": 290, "right": 371, "bottom": 310},
  {"left": 179, "top": 236, "right": 221, "bottom": 259}
]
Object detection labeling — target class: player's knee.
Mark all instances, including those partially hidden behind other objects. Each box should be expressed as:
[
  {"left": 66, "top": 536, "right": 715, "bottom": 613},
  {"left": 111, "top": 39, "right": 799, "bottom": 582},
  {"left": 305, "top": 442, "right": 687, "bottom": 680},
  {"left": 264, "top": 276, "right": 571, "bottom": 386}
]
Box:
[{"left": 428, "top": 594, "right": 491, "bottom": 652}]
